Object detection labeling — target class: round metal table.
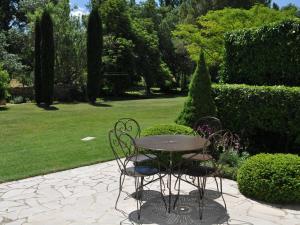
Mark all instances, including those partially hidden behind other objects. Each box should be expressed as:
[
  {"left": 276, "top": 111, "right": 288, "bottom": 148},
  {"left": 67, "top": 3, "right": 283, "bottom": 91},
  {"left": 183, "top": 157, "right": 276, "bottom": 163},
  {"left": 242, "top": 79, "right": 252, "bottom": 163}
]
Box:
[{"left": 135, "top": 134, "right": 210, "bottom": 212}]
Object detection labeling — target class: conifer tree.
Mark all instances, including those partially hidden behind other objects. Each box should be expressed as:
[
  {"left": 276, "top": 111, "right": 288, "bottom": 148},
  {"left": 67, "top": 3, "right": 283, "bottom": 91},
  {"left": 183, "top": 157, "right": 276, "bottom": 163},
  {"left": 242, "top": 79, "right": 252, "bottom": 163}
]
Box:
[
  {"left": 34, "top": 17, "right": 42, "bottom": 105},
  {"left": 176, "top": 51, "right": 217, "bottom": 127},
  {"left": 87, "top": 8, "right": 103, "bottom": 103}
]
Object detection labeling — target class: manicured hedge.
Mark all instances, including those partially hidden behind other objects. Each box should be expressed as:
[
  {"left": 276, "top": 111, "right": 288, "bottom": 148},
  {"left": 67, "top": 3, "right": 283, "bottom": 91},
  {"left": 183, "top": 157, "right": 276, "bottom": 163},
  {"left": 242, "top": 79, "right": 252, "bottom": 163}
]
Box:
[
  {"left": 212, "top": 84, "right": 300, "bottom": 153},
  {"left": 221, "top": 20, "right": 300, "bottom": 86},
  {"left": 237, "top": 154, "right": 300, "bottom": 203},
  {"left": 141, "top": 124, "right": 194, "bottom": 137}
]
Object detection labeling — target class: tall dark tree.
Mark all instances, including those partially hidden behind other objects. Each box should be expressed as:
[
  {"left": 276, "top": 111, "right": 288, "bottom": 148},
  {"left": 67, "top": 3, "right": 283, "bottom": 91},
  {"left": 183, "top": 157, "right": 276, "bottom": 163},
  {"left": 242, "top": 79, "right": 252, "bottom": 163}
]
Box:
[
  {"left": 34, "top": 17, "right": 42, "bottom": 104},
  {"left": 40, "top": 10, "right": 55, "bottom": 106},
  {"left": 87, "top": 8, "right": 103, "bottom": 103}
]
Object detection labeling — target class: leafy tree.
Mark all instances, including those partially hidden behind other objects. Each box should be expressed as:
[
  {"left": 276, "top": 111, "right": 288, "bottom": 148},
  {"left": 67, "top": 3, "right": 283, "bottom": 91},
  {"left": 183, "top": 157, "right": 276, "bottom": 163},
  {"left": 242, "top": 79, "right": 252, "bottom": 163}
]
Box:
[
  {"left": 40, "top": 10, "right": 55, "bottom": 106},
  {"left": 87, "top": 8, "right": 103, "bottom": 103},
  {"left": 34, "top": 17, "right": 42, "bottom": 104},
  {"left": 174, "top": 5, "right": 299, "bottom": 77},
  {"left": 176, "top": 51, "right": 216, "bottom": 127},
  {"left": 0, "top": 65, "right": 9, "bottom": 101}
]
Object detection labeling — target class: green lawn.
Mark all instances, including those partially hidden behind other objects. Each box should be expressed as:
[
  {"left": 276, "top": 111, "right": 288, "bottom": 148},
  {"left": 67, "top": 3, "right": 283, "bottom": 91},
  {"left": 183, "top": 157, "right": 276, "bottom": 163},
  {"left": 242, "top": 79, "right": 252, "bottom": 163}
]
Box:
[{"left": 0, "top": 97, "right": 185, "bottom": 183}]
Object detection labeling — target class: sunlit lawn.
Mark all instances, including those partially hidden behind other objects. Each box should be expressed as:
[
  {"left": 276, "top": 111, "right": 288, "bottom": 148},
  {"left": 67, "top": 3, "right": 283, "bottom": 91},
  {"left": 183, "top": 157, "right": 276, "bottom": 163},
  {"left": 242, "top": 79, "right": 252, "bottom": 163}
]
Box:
[{"left": 0, "top": 97, "right": 185, "bottom": 182}]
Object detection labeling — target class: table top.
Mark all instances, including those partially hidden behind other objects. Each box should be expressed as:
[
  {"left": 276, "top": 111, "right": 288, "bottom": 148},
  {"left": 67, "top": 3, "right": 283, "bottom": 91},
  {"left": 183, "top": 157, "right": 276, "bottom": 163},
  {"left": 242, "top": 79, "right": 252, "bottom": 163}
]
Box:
[{"left": 134, "top": 135, "right": 209, "bottom": 152}]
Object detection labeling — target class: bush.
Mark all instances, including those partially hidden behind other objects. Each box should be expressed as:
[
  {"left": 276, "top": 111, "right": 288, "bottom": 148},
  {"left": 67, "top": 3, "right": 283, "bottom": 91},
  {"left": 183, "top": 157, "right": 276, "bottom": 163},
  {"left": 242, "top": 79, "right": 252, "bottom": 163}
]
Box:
[
  {"left": 212, "top": 84, "right": 300, "bottom": 153},
  {"left": 0, "top": 66, "right": 9, "bottom": 102},
  {"left": 221, "top": 20, "right": 300, "bottom": 86},
  {"left": 176, "top": 51, "right": 216, "bottom": 127},
  {"left": 237, "top": 154, "right": 300, "bottom": 203},
  {"left": 141, "top": 124, "right": 194, "bottom": 137}
]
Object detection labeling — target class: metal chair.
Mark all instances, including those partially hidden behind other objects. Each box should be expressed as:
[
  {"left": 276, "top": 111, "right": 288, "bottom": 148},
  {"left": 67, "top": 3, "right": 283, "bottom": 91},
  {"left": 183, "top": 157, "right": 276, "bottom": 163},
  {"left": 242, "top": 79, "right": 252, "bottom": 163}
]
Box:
[
  {"left": 193, "top": 116, "right": 222, "bottom": 138},
  {"left": 174, "top": 130, "right": 240, "bottom": 220},
  {"left": 108, "top": 119, "right": 163, "bottom": 219}
]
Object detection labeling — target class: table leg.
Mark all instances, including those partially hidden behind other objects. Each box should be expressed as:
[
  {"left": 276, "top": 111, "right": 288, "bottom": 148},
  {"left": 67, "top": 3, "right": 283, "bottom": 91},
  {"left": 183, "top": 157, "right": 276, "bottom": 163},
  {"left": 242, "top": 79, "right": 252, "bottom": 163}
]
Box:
[{"left": 168, "top": 152, "right": 173, "bottom": 213}]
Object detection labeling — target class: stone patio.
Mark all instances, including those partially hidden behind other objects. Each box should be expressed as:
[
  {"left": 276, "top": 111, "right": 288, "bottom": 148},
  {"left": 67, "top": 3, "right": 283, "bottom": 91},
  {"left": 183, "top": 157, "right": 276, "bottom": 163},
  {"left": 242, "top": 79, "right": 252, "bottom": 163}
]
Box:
[{"left": 0, "top": 160, "right": 299, "bottom": 225}]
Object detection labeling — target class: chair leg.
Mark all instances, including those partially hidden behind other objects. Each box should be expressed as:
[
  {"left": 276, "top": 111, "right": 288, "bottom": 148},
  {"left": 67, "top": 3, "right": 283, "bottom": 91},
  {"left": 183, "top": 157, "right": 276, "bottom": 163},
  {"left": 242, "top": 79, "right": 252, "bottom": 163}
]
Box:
[
  {"left": 159, "top": 173, "right": 167, "bottom": 210},
  {"left": 115, "top": 173, "right": 125, "bottom": 210},
  {"left": 214, "top": 176, "right": 227, "bottom": 211},
  {"left": 134, "top": 177, "right": 141, "bottom": 220}
]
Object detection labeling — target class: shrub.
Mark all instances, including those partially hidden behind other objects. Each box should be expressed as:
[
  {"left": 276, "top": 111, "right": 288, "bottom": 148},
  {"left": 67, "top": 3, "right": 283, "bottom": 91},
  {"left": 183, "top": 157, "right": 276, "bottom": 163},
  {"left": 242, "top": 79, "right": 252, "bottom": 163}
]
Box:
[
  {"left": 87, "top": 8, "right": 103, "bottom": 103},
  {"left": 237, "top": 154, "right": 300, "bottom": 203},
  {"left": 141, "top": 124, "right": 194, "bottom": 137},
  {"left": 221, "top": 20, "right": 300, "bottom": 86},
  {"left": 176, "top": 51, "right": 216, "bottom": 127},
  {"left": 0, "top": 66, "right": 9, "bottom": 102},
  {"left": 212, "top": 84, "right": 300, "bottom": 153}
]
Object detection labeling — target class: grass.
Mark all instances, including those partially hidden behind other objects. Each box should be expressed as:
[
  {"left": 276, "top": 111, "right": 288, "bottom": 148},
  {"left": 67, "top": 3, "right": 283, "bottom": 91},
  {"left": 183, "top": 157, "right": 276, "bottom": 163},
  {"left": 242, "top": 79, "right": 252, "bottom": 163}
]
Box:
[{"left": 0, "top": 97, "right": 185, "bottom": 183}]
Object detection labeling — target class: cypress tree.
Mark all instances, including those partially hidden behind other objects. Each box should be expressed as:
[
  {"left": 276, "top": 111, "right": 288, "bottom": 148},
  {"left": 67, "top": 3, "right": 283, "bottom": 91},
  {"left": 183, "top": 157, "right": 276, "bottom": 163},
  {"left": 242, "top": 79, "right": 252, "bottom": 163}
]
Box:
[
  {"left": 34, "top": 17, "right": 42, "bottom": 105},
  {"left": 176, "top": 51, "right": 217, "bottom": 127},
  {"left": 40, "top": 10, "right": 55, "bottom": 106},
  {"left": 87, "top": 8, "right": 103, "bottom": 104}
]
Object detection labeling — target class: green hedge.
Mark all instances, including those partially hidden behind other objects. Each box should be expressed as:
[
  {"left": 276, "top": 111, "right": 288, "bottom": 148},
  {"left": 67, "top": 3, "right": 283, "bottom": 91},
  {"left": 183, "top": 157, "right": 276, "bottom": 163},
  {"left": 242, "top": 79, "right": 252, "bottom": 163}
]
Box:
[
  {"left": 141, "top": 124, "right": 194, "bottom": 137},
  {"left": 212, "top": 84, "right": 300, "bottom": 153},
  {"left": 237, "top": 154, "right": 300, "bottom": 203},
  {"left": 221, "top": 20, "right": 300, "bottom": 86}
]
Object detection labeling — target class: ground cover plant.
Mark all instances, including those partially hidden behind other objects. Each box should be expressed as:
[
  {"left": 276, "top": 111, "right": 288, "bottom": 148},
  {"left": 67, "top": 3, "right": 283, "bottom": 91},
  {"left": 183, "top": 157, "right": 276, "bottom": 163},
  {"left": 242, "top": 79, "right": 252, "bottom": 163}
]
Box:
[{"left": 0, "top": 97, "right": 185, "bottom": 182}]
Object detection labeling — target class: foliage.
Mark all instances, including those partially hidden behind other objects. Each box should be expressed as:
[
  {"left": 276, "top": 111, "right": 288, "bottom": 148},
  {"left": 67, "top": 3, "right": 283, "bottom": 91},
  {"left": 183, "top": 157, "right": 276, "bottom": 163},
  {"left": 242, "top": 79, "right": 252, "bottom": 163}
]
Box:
[
  {"left": 102, "top": 35, "right": 136, "bottom": 95},
  {"left": 219, "top": 150, "right": 250, "bottom": 168},
  {"left": 212, "top": 84, "right": 300, "bottom": 153},
  {"left": 34, "top": 17, "right": 42, "bottom": 104},
  {"left": 141, "top": 123, "right": 193, "bottom": 136},
  {"left": 87, "top": 8, "right": 103, "bottom": 103},
  {"left": 176, "top": 51, "right": 216, "bottom": 127},
  {"left": 237, "top": 153, "right": 300, "bottom": 203},
  {"left": 155, "top": 61, "right": 175, "bottom": 92},
  {"left": 0, "top": 65, "right": 9, "bottom": 101},
  {"left": 174, "top": 5, "right": 299, "bottom": 75},
  {"left": 40, "top": 10, "right": 55, "bottom": 106},
  {"left": 221, "top": 20, "right": 300, "bottom": 86}
]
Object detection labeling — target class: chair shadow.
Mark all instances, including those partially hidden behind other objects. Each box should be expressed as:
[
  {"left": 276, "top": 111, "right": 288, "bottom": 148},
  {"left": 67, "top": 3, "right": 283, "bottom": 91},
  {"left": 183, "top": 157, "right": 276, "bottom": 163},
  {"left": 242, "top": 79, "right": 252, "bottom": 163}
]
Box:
[
  {"left": 129, "top": 194, "right": 229, "bottom": 225},
  {"left": 189, "top": 189, "right": 221, "bottom": 200},
  {"left": 131, "top": 190, "right": 162, "bottom": 202}
]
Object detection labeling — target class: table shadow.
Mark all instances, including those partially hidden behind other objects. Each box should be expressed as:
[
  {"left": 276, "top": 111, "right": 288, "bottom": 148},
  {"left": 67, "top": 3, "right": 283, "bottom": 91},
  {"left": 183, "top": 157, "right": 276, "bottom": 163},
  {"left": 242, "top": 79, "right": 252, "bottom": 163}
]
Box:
[{"left": 129, "top": 194, "right": 229, "bottom": 225}]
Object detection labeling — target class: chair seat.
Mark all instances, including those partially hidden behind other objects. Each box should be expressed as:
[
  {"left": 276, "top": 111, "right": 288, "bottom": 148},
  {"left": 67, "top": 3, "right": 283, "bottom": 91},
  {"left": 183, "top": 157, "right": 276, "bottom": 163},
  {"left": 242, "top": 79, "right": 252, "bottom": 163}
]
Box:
[
  {"left": 124, "top": 166, "right": 159, "bottom": 177},
  {"left": 128, "top": 154, "right": 157, "bottom": 163},
  {"left": 184, "top": 166, "right": 216, "bottom": 177},
  {"left": 182, "top": 153, "right": 213, "bottom": 161}
]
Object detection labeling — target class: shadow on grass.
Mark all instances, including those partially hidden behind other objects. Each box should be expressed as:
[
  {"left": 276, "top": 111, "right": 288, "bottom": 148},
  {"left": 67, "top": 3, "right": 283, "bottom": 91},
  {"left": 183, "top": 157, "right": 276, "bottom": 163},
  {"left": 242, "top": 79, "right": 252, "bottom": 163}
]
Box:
[
  {"left": 89, "top": 102, "right": 112, "bottom": 107},
  {"left": 36, "top": 104, "right": 59, "bottom": 111},
  {"left": 0, "top": 106, "right": 9, "bottom": 111}
]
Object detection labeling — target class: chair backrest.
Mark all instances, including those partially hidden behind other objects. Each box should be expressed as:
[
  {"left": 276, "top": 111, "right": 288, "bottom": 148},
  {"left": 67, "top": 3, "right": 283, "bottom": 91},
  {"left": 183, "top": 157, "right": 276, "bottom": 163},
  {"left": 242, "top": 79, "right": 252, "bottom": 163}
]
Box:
[
  {"left": 193, "top": 116, "right": 222, "bottom": 138},
  {"left": 114, "top": 118, "right": 141, "bottom": 139},
  {"left": 108, "top": 129, "right": 137, "bottom": 172},
  {"left": 207, "top": 130, "right": 240, "bottom": 160}
]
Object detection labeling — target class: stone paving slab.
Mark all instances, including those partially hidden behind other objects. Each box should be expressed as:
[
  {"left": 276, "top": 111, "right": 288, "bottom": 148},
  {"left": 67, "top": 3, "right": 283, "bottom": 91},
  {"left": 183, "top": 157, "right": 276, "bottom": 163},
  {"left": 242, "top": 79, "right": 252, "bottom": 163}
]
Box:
[{"left": 0, "top": 160, "right": 299, "bottom": 225}]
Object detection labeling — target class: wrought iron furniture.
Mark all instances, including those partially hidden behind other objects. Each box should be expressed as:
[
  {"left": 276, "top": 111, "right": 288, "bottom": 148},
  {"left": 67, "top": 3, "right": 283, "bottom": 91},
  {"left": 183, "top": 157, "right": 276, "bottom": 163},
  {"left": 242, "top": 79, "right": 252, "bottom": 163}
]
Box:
[
  {"left": 175, "top": 130, "right": 240, "bottom": 219},
  {"left": 193, "top": 116, "right": 222, "bottom": 137},
  {"left": 135, "top": 134, "right": 209, "bottom": 213},
  {"left": 109, "top": 118, "right": 159, "bottom": 219}
]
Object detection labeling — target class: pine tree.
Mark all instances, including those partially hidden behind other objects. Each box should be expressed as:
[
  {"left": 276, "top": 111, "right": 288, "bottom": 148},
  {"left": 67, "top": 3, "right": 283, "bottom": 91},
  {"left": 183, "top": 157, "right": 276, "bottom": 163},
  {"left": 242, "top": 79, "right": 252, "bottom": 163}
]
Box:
[
  {"left": 87, "top": 8, "right": 103, "bottom": 104},
  {"left": 40, "top": 10, "right": 55, "bottom": 106},
  {"left": 34, "top": 17, "right": 42, "bottom": 105},
  {"left": 176, "top": 51, "right": 217, "bottom": 127}
]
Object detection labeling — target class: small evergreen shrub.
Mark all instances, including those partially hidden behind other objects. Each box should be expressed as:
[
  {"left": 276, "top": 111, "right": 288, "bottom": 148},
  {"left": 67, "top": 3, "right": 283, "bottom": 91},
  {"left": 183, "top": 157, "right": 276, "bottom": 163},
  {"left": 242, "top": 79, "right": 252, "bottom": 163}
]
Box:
[
  {"left": 221, "top": 20, "right": 300, "bottom": 86},
  {"left": 141, "top": 124, "right": 194, "bottom": 137},
  {"left": 237, "top": 153, "right": 300, "bottom": 203},
  {"left": 212, "top": 84, "right": 300, "bottom": 153},
  {"left": 176, "top": 51, "right": 216, "bottom": 127}
]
